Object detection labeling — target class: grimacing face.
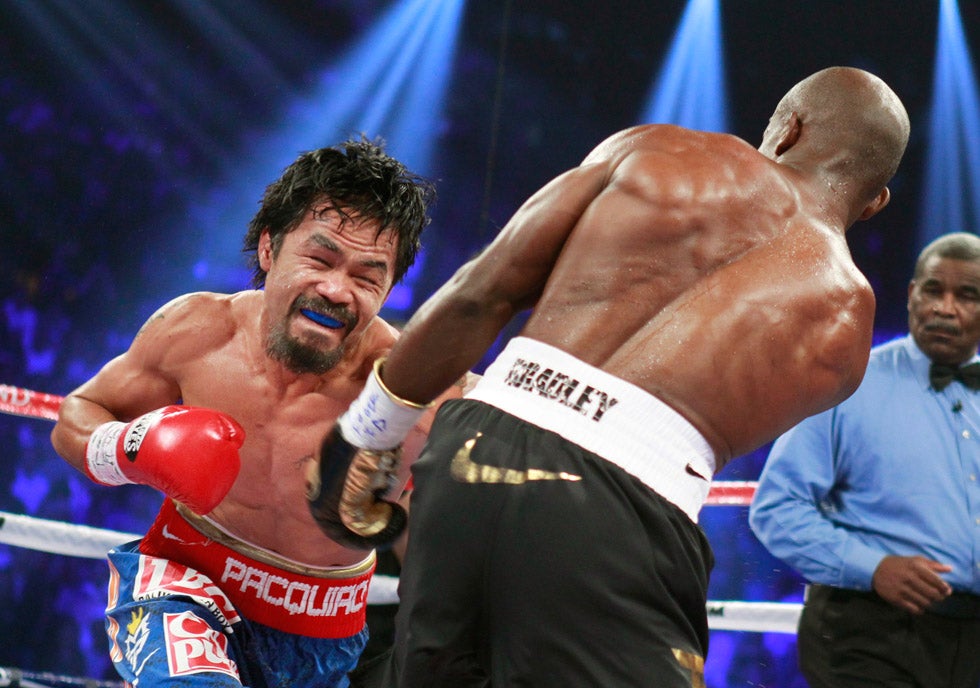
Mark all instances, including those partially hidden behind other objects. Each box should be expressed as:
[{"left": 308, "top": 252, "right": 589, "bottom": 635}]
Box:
[
  {"left": 908, "top": 255, "right": 980, "bottom": 366},
  {"left": 258, "top": 206, "right": 398, "bottom": 374}
]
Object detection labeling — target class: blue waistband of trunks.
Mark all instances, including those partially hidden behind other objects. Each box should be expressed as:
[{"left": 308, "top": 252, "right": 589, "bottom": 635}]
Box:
[{"left": 466, "top": 336, "right": 716, "bottom": 522}]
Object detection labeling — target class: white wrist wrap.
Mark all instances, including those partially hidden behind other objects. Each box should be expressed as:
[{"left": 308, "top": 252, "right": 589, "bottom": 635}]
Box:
[
  {"left": 85, "top": 421, "right": 134, "bottom": 486},
  {"left": 339, "top": 358, "right": 430, "bottom": 450}
]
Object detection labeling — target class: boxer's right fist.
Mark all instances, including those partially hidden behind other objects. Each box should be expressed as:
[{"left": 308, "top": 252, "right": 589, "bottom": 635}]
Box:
[
  {"left": 85, "top": 405, "right": 244, "bottom": 515},
  {"left": 306, "top": 425, "right": 407, "bottom": 551},
  {"left": 305, "top": 357, "right": 426, "bottom": 549}
]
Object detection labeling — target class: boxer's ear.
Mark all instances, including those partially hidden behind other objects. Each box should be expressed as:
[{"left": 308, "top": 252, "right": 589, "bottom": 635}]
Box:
[
  {"left": 858, "top": 186, "right": 891, "bottom": 221},
  {"left": 258, "top": 230, "right": 274, "bottom": 270},
  {"left": 774, "top": 112, "right": 802, "bottom": 157}
]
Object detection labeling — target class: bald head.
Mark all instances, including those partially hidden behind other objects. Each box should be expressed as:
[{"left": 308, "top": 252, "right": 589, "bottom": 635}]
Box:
[{"left": 761, "top": 66, "right": 910, "bottom": 208}]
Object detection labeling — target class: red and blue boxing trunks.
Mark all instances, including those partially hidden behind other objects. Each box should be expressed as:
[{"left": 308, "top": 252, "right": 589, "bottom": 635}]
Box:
[{"left": 105, "top": 498, "right": 374, "bottom": 687}]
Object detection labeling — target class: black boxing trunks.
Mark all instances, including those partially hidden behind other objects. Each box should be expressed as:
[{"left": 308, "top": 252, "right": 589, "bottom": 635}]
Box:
[{"left": 377, "top": 337, "right": 715, "bottom": 688}]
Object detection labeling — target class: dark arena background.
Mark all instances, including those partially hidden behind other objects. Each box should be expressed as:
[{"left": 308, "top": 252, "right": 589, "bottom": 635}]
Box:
[{"left": 2, "top": 1, "right": 979, "bottom": 686}]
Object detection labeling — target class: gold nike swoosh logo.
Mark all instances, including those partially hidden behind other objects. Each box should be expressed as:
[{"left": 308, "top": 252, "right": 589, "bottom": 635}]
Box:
[
  {"left": 451, "top": 432, "right": 582, "bottom": 484},
  {"left": 672, "top": 648, "right": 705, "bottom": 688}
]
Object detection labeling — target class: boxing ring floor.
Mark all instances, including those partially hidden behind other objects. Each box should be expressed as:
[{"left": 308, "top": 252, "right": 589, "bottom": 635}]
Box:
[{"left": 0, "top": 383, "right": 808, "bottom": 687}]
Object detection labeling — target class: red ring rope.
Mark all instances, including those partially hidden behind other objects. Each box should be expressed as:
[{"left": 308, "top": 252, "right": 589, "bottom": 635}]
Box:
[{"left": 0, "top": 384, "right": 62, "bottom": 421}]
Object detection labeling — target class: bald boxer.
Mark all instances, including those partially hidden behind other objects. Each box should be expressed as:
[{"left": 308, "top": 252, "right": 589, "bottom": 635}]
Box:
[
  {"left": 50, "top": 139, "right": 464, "bottom": 687},
  {"left": 309, "top": 67, "right": 911, "bottom": 687}
]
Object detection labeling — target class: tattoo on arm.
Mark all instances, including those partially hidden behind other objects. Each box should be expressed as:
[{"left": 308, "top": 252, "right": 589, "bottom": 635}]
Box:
[
  {"left": 133, "top": 294, "right": 194, "bottom": 339},
  {"left": 134, "top": 312, "right": 166, "bottom": 339}
]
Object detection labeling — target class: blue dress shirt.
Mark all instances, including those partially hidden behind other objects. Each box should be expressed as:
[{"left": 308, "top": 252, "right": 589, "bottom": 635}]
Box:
[{"left": 749, "top": 334, "right": 980, "bottom": 593}]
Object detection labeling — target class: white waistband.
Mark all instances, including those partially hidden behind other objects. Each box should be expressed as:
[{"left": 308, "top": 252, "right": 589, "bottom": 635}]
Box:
[{"left": 466, "top": 337, "right": 715, "bottom": 522}]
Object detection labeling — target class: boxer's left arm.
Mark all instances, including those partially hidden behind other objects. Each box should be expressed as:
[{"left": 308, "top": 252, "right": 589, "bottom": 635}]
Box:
[
  {"left": 51, "top": 293, "right": 233, "bottom": 477},
  {"left": 395, "top": 370, "right": 478, "bottom": 486},
  {"left": 381, "top": 162, "right": 609, "bottom": 406}
]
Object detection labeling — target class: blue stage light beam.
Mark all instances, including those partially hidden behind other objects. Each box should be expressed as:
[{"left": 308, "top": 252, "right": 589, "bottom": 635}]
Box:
[
  {"left": 240, "top": 0, "right": 464, "bottom": 176},
  {"left": 178, "top": 0, "right": 465, "bottom": 311},
  {"left": 371, "top": 0, "right": 466, "bottom": 173},
  {"left": 7, "top": 1, "right": 236, "bottom": 162},
  {"left": 919, "top": 0, "right": 980, "bottom": 246},
  {"left": 638, "top": 0, "right": 728, "bottom": 133},
  {"left": 170, "top": 0, "right": 289, "bottom": 91}
]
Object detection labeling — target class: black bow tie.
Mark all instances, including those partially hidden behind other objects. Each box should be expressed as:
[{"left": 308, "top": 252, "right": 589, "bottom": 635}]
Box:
[{"left": 930, "top": 362, "right": 980, "bottom": 391}]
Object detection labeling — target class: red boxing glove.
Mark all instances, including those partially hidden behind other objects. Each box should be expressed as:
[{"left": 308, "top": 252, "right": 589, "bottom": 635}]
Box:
[{"left": 85, "top": 405, "right": 244, "bottom": 515}]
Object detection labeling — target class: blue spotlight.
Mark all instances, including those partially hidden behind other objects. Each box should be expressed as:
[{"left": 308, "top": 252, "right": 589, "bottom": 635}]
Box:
[
  {"left": 638, "top": 0, "right": 728, "bottom": 133},
  {"left": 919, "top": 0, "right": 980, "bottom": 245},
  {"left": 271, "top": 0, "right": 464, "bottom": 171},
  {"left": 181, "top": 0, "right": 465, "bottom": 309}
]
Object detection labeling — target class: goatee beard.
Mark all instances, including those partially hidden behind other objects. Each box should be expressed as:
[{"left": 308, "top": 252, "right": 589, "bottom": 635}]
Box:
[{"left": 265, "top": 322, "right": 343, "bottom": 375}]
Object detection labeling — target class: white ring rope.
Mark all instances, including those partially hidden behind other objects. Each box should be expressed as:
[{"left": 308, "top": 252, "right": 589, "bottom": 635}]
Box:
[
  {"left": 0, "top": 384, "right": 799, "bottom": 633},
  {"left": 707, "top": 600, "right": 803, "bottom": 634},
  {"left": 0, "top": 666, "right": 124, "bottom": 688},
  {"left": 0, "top": 511, "right": 139, "bottom": 558}
]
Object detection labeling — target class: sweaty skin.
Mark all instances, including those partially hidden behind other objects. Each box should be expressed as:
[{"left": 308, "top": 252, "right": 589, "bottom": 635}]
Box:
[
  {"left": 51, "top": 209, "right": 460, "bottom": 567},
  {"left": 525, "top": 128, "right": 876, "bottom": 466},
  {"left": 379, "top": 68, "right": 909, "bottom": 469}
]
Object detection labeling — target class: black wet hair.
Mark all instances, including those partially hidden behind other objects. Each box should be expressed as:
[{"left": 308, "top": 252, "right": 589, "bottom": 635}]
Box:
[{"left": 243, "top": 136, "right": 436, "bottom": 287}]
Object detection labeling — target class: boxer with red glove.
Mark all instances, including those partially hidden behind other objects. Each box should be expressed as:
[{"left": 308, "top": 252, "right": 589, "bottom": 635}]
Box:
[
  {"left": 308, "top": 358, "right": 429, "bottom": 549},
  {"left": 85, "top": 405, "right": 244, "bottom": 515}
]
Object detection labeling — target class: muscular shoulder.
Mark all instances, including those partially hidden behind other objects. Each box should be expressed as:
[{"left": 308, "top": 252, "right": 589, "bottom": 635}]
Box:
[
  {"left": 793, "top": 234, "right": 876, "bottom": 402},
  {"left": 137, "top": 290, "right": 241, "bottom": 333},
  {"left": 590, "top": 125, "right": 760, "bottom": 173},
  {"left": 597, "top": 126, "right": 776, "bottom": 209},
  {"left": 132, "top": 291, "right": 251, "bottom": 363}
]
